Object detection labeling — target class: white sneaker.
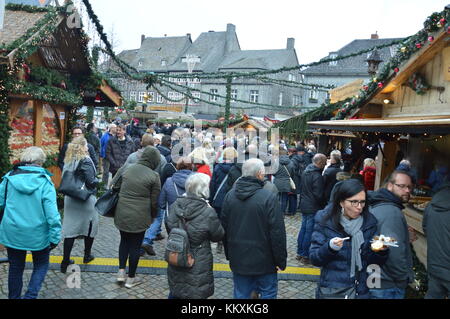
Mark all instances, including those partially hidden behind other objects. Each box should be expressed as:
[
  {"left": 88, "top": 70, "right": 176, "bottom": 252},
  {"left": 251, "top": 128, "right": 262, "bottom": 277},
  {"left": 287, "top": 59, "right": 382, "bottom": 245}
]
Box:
[
  {"left": 117, "top": 269, "right": 126, "bottom": 283},
  {"left": 125, "top": 276, "right": 143, "bottom": 289}
]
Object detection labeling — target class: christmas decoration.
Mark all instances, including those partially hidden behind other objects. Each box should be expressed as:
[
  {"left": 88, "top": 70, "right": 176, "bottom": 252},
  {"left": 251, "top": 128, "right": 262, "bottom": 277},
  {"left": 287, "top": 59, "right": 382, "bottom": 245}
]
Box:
[{"left": 407, "top": 73, "right": 431, "bottom": 95}]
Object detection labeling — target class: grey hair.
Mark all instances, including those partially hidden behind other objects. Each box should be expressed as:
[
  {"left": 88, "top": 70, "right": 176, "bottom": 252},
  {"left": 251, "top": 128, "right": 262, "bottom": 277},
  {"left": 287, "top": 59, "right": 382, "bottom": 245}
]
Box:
[
  {"left": 330, "top": 150, "right": 341, "bottom": 163},
  {"left": 185, "top": 173, "right": 211, "bottom": 199},
  {"left": 20, "top": 146, "right": 46, "bottom": 166},
  {"left": 242, "top": 158, "right": 265, "bottom": 178},
  {"left": 313, "top": 153, "right": 327, "bottom": 165}
]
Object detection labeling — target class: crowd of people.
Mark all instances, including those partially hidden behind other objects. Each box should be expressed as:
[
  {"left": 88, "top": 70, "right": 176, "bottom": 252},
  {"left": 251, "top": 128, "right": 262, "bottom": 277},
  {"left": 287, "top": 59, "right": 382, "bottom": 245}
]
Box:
[{"left": 0, "top": 119, "right": 449, "bottom": 300}]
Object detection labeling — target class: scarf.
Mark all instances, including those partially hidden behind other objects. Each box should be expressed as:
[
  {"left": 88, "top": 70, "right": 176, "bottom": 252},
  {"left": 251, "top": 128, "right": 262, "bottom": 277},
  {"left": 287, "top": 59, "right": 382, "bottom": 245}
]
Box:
[{"left": 340, "top": 212, "right": 364, "bottom": 278}]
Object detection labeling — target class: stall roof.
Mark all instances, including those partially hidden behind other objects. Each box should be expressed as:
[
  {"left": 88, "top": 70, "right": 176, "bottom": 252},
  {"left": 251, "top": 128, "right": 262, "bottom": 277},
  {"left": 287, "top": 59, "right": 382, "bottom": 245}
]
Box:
[{"left": 308, "top": 116, "right": 450, "bottom": 134}]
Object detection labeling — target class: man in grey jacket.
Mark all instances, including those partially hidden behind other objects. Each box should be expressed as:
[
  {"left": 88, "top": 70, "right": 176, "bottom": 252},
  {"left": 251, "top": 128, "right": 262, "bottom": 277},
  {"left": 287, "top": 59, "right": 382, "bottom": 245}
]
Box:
[
  {"left": 423, "top": 181, "right": 450, "bottom": 299},
  {"left": 368, "top": 170, "right": 415, "bottom": 299}
]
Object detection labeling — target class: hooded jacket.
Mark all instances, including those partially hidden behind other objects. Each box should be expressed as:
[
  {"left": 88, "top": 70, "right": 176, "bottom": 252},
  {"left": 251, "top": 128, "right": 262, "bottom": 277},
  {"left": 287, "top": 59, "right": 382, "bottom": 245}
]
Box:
[
  {"left": 368, "top": 188, "right": 414, "bottom": 289},
  {"left": 310, "top": 206, "right": 388, "bottom": 298},
  {"left": 273, "top": 155, "right": 295, "bottom": 193},
  {"left": 323, "top": 163, "right": 342, "bottom": 202},
  {"left": 158, "top": 169, "right": 193, "bottom": 210},
  {"left": 0, "top": 166, "right": 61, "bottom": 251},
  {"left": 210, "top": 163, "right": 234, "bottom": 209},
  {"left": 290, "top": 154, "right": 306, "bottom": 194},
  {"left": 221, "top": 176, "right": 287, "bottom": 276},
  {"left": 114, "top": 147, "right": 161, "bottom": 233},
  {"left": 166, "top": 196, "right": 224, "bottom": 299},
  {"left": 300, "top": 164, "right": 326, "bottom": 214},
  {"left": 422, "top": 182, "right": 450, "bottom": 280}
]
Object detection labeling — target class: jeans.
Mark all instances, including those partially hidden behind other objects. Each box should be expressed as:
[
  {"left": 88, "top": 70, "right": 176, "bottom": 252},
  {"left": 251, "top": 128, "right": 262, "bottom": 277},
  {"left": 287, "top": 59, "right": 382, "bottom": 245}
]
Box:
[
  {"left": 369, "top": 287, "right": 405, "bottom": 299},
  {"left": 297, "top": 213, "right": 315, "bottom": 257},
  {"left": 143, "top": 208, "right": 165, "bottom": 246},
  {"left": 279, "top": 193, "right": 297, "bottom": 215},
  {"left": 7, "top": 247, "right": 50, "bottom": 299},
  {"left": 233, "top": 273, "right": 278, "bottom": 299}
]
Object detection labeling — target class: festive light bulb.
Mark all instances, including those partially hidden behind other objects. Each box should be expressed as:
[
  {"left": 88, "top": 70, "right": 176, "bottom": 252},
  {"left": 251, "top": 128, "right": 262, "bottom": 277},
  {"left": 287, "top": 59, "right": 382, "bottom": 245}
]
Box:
[{"left": 401, "top": 47, "right": 407, "bottom": 53}]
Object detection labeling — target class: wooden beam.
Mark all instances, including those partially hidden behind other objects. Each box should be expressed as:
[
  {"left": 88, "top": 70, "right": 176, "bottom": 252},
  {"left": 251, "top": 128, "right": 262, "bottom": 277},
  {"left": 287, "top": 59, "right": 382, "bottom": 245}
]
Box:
[
  {"left": 382, "top": 31, "right": 449, "bottom": 94},
  {"left": 34, "top": 100, "right": 43, "bottom": 147},
  {"left": 99, "top": 79, "right": 122, "bottom": 107}
]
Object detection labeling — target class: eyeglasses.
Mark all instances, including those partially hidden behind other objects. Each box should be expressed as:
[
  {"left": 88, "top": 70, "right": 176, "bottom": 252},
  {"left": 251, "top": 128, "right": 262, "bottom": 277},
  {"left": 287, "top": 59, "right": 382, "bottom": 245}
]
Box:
[
  {"left": 346, "top": 200, "right": 366, "bottom": 207},
  {"left": 394, "top": 184, "right": 413, "bottom": 191}
]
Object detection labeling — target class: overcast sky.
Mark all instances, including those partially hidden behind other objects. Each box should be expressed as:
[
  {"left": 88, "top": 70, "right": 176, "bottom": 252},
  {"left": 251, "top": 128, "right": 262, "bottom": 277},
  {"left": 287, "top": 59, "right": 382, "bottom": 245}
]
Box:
[{"left": 84, "top": 0, "right": 448, "bottom": 64}]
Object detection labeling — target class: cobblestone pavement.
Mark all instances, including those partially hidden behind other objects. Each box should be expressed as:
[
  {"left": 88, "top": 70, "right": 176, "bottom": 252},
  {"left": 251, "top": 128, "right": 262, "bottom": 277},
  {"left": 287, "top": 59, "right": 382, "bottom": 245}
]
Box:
[{"left": 0, "top": 212, "right": 318, "bottom": 299}]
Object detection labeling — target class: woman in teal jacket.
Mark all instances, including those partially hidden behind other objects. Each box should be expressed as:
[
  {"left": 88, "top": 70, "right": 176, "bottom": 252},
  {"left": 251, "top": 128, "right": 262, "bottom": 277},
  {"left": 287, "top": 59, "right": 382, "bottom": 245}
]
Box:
[{"left": 0, "top": 147, "right": 62, "bottom": 299}]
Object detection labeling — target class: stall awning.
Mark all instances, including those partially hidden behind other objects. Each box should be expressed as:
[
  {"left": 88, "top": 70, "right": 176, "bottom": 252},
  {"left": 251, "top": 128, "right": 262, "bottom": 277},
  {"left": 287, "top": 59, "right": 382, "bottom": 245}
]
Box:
[{"left": 308, "top": 116, "right": 450, "bottom": 134}]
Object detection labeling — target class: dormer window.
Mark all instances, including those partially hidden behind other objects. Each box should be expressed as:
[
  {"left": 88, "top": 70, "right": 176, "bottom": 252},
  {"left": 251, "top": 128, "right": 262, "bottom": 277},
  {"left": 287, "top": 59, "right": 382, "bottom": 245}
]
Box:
[
  {"left": 329, "top": 54, "right": 338, "bottom": 66},
  {"left": 161, "top": 59, "right": 167, "bottom": 67}
]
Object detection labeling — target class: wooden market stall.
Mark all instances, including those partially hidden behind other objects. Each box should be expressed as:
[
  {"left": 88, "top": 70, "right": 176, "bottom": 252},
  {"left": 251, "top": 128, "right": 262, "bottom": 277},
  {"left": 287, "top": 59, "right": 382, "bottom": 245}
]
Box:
[
  {"left": 0, "top": 3, "right": 122, "bottom": 187},
  {"left": 307, "top": 7, "right": 450, "bottom": 266}
]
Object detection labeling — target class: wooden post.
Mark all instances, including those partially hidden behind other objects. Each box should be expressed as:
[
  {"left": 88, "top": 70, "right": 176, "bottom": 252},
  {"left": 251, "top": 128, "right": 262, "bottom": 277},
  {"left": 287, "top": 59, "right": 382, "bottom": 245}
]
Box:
[
  {"left": 34, "top": 100, "right": 43, "bottom": 146},
  {"left": 374, "top": 140, "right": 398, "bottom": 189}
]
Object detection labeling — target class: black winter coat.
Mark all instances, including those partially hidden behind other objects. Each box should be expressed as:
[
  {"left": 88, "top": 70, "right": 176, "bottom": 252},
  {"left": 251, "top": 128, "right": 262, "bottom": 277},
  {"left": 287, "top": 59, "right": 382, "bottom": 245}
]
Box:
[
  {"left": 323, "top": 163, "right": 342, "bottom": 202},
  {"left": 423, "top": 182, "right": 450, "bottom": 281},
  {"left": 210, "top": 163, "right": 234, "bottom": 209},
  {"left": 310, "top": 206, "right": 388, "bottom": 299},
  {"left": 105, "top": 136, "right": 136, "bottom": 175},
  {"left": 273, "top": 155, "right": 295, "bottom": 193},
  {"left": 300, "top": 164, "right": 326, "bottom": 214},
  {"left": 221, "top": 176, "right": 287, "bottom": 275},
  {"left": 160, "top": 161, "right": 177, "bottom": 185},
  {"left": 167, "top": 197, "right": 224, "bottom": 299},
  {"left": 290, "top": 154, "right": 306, "bottom": 194}
]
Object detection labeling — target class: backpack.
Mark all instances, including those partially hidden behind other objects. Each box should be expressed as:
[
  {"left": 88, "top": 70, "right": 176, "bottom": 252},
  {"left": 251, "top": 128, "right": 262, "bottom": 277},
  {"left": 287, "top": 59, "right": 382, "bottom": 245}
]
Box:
[{"left": 164, "top": 215, "right": 195, "bottom": 268}]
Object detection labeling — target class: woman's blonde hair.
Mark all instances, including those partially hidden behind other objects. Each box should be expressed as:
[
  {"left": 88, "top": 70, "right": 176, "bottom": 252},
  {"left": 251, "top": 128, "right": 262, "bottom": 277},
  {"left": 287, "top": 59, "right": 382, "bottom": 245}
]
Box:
[
  {"left": 64, "top": 136, "right": 89, "bottom": 164},
  {"left": 363, "top": 158, "right": 376, "bottom": 168}
]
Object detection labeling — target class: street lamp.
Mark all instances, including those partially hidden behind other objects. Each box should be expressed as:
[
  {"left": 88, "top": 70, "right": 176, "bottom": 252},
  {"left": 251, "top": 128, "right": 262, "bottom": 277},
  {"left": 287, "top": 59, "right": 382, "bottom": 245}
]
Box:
[{"left": 366, "top": 49, "right": 383, "bottom": 77}]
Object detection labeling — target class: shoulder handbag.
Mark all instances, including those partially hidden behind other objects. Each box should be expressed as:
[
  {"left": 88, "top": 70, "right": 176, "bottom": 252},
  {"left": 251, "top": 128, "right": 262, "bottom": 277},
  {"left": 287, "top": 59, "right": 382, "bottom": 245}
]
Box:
[
  {"left": 0, "top": 179, "right": 8, "bottom": 225},
  {"left": 317, "top": 271, "right": 359, "bottom": 299},
  {"left": 59, "top": 161, "right": 91, "bottom": 201},
  {"left": 283, "top": 165, "right": 296, "bottom": 191},
  {"left": 317, "top": 285, "right": 357, "bottom": 299},
  {"left": 95, "top": 174, "right": 122, "bottom": 218}
]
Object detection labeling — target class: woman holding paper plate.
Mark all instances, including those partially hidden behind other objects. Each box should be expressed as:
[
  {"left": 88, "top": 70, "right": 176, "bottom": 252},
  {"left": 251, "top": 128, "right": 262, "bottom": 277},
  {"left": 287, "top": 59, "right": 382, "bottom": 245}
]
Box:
[{"left": 309, "top": 179, "right": 389, "bottom": 299}]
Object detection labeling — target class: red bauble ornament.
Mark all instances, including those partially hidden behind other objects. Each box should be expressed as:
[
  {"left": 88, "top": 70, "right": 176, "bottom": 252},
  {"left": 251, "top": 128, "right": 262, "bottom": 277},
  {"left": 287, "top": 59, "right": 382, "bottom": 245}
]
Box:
[
  {"left": 428, "top": 36, "right": 434, "bottom": 42},
  {"left": 415, "top": 43, "right": 422, "bottom": 49},
  {"left": 363, "top": 85, "right": 369, "bottom": 91},
  {"left": 394, "top": 67, "right": 400, "bottom": 73},
  {"left": 440, "top": 18, "right": 446, "bottom": 24},
  {"left": 377, "top": 82, "right": 384, "bottom": 88}
]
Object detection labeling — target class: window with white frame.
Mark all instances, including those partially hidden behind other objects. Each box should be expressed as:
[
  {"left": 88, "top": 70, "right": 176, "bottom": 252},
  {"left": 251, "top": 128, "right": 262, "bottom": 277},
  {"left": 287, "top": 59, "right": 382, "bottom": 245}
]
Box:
[
  {"left": 231, "top": 89, "right": 238, "bottom": 102},
  {"left": 288, "top": 74, "right": 296, "bottom": 82},
  {"left": 190, "top": 92, "right": 201, "bottom": 105},
  {"left": 293, "top": 95, "right": 300, "bottom": 106},
  {"left": 130, "top": 91, "right": 137, "bottom": 101},
  {"left": 390, "top": 46, "right": 398, "bottom": 57},
  {"left": 210, "top": 89, "right": 218, "bottom": 102},
  {"left": 329, "top": 54, "right": 338, "bottom": 66},
  {"left": 309, "top": 87, "right": 319, "bottom": 100},
  {"left": 138, "top": 92, "right": 146, "bottom": 103},
  {"left": 156, "top": 93, "right": 163, "bottom": 103},
  {"left": 167, "top": 92, "right": 183, "bottom": 104},
  {"left": 148, "top": 91, "right": 155, "bottom": 102},
  {"left": 279, "top": 92, "right": 283, "bottom": 106},
  {"left": 250, "top": 90, "right": 259, "bottom": 103}
]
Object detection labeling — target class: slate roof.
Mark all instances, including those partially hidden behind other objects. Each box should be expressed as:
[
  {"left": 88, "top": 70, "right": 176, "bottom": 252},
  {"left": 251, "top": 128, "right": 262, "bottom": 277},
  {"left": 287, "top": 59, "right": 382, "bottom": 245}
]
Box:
[
  {"left": 169, "top": 31, "right": 238, "bottom": 73},
  {"left": 133, "top": 36, "right": 192, "bottom": 72},
  {"left": 219, "top": 49, "right": 298, "bottom": 70},
  {"left": 302, "top": 38, "right": 404, "bottom": 76},
  {"left": 0, "top": 9, "right": 47, "bottom": 47}
]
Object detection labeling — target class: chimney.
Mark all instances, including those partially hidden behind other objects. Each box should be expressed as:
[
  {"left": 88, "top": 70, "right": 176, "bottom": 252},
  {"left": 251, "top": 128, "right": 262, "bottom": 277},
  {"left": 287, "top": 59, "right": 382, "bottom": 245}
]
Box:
[
  {"left": 186, "top": 33, "right": 191, "bottom": 40},
  {"left": 371, "top": 32, "right": 379, "bottom": 40},
  {"left": 287, "top": 38, "right": 295, "bottom": 50},
  {"left": 225, "top": 23, "right": 237, "bottom": 53},
  {"left": 141, "top": 34, "right": 145, "bottom": 44}
]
